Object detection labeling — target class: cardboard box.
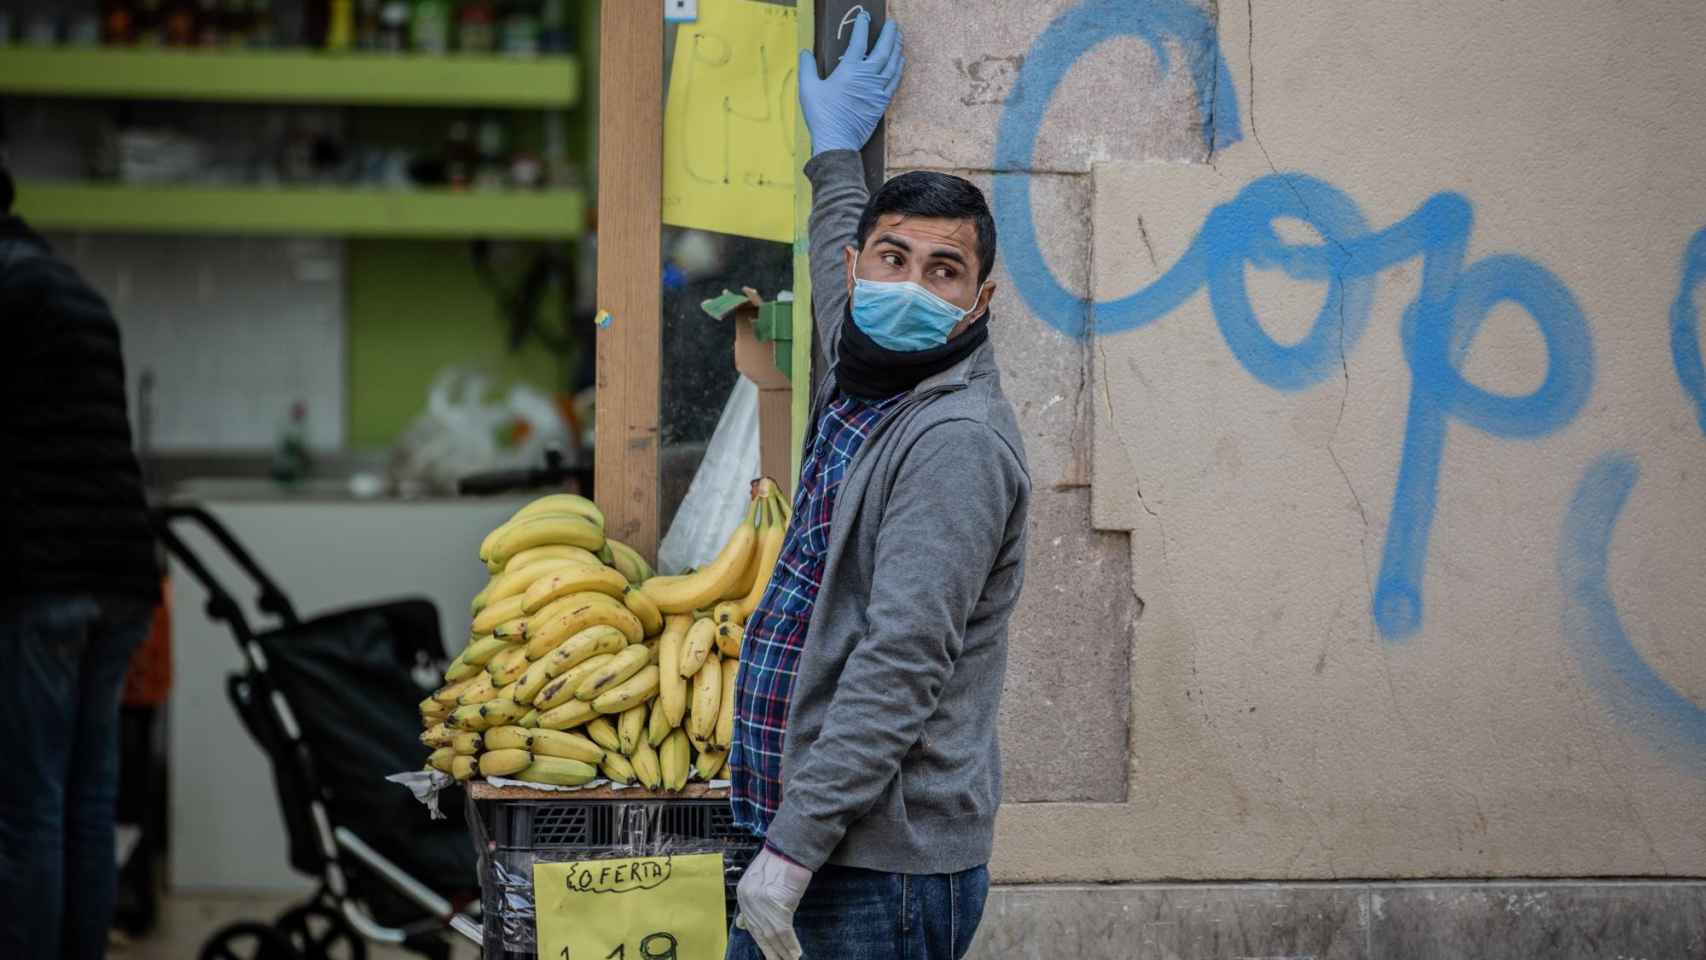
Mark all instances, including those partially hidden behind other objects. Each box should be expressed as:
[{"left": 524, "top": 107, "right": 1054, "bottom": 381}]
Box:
[{"left": 703, "top": 289, "right": 794, "bottom": 487}]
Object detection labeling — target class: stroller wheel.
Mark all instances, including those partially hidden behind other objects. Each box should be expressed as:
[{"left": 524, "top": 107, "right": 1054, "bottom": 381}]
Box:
[
  {"left": 277, "top": 903, "right": 368, "bottom": 960},
  {"left": 199, "top": 922, "right": 300, "bottom": 960}
]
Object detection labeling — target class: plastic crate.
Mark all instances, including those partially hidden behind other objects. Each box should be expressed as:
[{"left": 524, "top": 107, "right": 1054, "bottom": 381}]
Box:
[{"left": 473, "top": 796, "right": 761, "bottom": 960}]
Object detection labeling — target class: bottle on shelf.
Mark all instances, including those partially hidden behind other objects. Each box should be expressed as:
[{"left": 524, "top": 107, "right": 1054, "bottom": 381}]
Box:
[
  {"left": 539, "top": 0, "right": 570, "bottom": 54},
  {"left": 135, "top": 0, "right": 165, "bottom": 45},
  {"left": 325, "top": 0, "right": 354, "bottom": 49},
  {"left": 220, "top": 0, "right": 251, "bottom": 46},
  {"left": 195, "top": 0, "right": 221, "bottom": 45},
  {"left": 163, "top": 0, "right": 197, "bottom": 46},
  {"left": 499, "top": 0, "right": 540, "bottom": 58},
  {"left": 377, "top": 0, "right": 409, "bottom": 51},
  {"left": 445, "top": 119, "right": 475, "bottom": 191},
  {"left": 270, "top": 401, "right": 311, "bottom": 487},
  {"left": 411, "top": 0, "right": 451, "bottom": 54},
  {"left": 455, "top": 0, "right": 495, "bottom": 54}
]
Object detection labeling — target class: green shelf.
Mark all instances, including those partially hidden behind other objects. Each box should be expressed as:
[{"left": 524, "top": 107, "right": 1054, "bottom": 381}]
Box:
[
  {"left": 15, "top": 182, "right": 587, "bottom": 239},
  {"left": 0, "top": 47, "right": 579, "bottom": 108}
]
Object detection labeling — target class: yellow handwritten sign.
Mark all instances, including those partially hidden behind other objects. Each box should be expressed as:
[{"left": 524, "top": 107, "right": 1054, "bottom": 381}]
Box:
[
  {"left": 662, "top": 0, "right": 799, "bottom": 243},
  {"left": 534, "top": 853, "right": 727, "bottom": 960}
]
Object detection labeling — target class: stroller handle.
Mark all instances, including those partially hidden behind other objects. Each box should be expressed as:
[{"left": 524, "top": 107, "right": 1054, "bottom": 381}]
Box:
[{"left": 151, "top": 504, "right": 301, "bottom": 640}]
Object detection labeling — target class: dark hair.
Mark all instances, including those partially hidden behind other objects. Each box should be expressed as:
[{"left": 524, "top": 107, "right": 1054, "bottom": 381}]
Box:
[{"left": 853, "top": 171, "right": 998, "bottom": 283}]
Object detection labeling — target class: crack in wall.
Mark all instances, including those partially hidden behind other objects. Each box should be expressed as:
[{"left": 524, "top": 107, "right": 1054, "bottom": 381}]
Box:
[
  {"left": 1204, "top": 0, "right": 1221, "bottom": 168},
  {"left": 1135, "top": 215, "right": 1161, "bottom": 270}
]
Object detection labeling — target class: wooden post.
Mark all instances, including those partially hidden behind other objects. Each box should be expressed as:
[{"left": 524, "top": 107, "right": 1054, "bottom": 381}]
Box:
[{"left": 595, "top": 0, "right": 663, "bottom": 556}]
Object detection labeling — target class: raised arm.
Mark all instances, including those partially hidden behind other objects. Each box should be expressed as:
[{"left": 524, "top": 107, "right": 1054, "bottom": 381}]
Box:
[{"left": 796, "top": 12, "right": 903, "bottom": 366}]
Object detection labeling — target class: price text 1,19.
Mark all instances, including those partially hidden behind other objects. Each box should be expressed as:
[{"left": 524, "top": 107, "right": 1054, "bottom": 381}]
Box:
[{"left": 560, "top": 932, "right": 681, "bottom": 960}]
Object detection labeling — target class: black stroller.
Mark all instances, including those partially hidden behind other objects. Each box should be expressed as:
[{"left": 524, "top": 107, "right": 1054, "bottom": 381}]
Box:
[{"left": 154, "top": 505, "right": 485, "bottom": 959}]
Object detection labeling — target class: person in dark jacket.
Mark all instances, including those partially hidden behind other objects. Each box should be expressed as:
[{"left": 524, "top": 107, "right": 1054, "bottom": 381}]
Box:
[{"left": 0, "top": 161, "right": 161, "bottom": 960}]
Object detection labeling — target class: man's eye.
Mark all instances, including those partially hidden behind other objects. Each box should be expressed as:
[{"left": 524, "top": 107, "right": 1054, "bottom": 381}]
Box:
[{"left": 882, "top": 253, "right": 903, "bottom": 266}]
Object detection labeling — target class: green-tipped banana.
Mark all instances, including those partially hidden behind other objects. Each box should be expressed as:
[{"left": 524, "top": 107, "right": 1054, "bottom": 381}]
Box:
[
  {"left": 601, "top": 753, "right": 636, "bottom": 785},
  {"left": 632, "top": 739, "right": 663, "bottom": 789},
  {"left": 514, "top": 755, "right": 600, "bottom": 788},
  {"left": 528, "top": 728, "right": 606, "bottom": 765},
  {"left": 445, "top": 635, "right": 509, "bottom": 681},
  {"left": 585, "top": 717, "right": 622, "bottom": 753},
  {"left": 479, "top": 748, "right": 533, "bottom": 778}
]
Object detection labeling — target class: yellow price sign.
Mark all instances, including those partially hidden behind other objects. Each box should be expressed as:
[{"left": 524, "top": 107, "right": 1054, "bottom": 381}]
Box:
[{"left": 534, "top": 853, "right": 728, "bottom": 960}]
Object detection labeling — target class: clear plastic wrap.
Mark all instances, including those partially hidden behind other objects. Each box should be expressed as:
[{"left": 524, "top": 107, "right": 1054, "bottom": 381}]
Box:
[{"left": 467, "top": 793, "right": 760, "bottom": 958}]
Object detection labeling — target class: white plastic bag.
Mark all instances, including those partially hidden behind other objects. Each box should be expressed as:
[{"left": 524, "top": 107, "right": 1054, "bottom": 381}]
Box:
[
  {"left": 387, "top": 367, "right": 574, "bottom": 496},
  {"left": 658, "top": 376, "right": 761, "bottom": 574}
]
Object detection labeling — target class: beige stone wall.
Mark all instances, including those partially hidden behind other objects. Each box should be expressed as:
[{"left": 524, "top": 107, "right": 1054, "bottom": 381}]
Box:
[{"left": 891, "top": 0, "right": 1706, "bottom": 880}]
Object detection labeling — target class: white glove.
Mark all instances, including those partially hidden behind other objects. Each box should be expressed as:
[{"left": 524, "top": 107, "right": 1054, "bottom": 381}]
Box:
[{"left": 734, "top": 846, "right": 812, "bottom": 960}]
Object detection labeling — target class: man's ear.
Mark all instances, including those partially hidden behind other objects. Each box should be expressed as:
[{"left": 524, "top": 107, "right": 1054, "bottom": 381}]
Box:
[
  {"left": 844, "top": 245, "right": 859, "bottom": 298},
  {"left": 972, "top": 279, "right": 998, "bottom": 322}
]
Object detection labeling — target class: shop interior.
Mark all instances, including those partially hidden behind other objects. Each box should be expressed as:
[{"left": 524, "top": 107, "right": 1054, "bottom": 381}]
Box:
[{"left": 0, "top": 0, "right": 864, "bottom": 956}]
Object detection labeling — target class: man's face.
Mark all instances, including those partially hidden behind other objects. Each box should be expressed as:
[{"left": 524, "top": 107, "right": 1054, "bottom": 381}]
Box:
[{"left": 845, "top": 214, "right": 997, "bottom": 340}]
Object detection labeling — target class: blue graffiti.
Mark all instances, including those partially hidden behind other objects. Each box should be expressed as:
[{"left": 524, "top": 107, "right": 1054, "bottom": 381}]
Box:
[
  {"left": 992, "top": 0, "right": 1242, "bottom": 337},
  {"left": 993, "top": 3, "right": 1595, "bottom": 640},
  {"left": 1671, "top": 228, "right": 1706, "bottom": 437},
  {"left": 1560, "top": 454, "right": 1706, "bottom": 775}
]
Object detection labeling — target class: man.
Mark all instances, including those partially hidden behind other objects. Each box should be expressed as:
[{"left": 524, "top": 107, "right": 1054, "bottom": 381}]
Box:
[
  {"left": 0, "top": 161, "right": 161, "bottom": 959},
  {"left": 727, "top": 13, "right": 1031, "bottom": 960}
]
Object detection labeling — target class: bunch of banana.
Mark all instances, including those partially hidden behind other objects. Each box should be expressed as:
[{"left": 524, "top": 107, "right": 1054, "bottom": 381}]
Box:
[{"left": 423, "top": 486, "right": 780, "bottom": 790}]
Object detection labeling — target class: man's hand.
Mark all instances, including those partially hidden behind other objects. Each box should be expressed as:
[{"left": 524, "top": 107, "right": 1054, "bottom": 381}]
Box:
[
  {"left": 734, "top": 846, "right": 812, "bottom": 960},
  {"left": 797, "top": 12, "right": 904, "bottom": 158}
]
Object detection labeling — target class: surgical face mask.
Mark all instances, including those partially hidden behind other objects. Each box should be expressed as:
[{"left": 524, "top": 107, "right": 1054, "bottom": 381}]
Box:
[{"left": 850, "top": 278, "right": 982, "bottom": 352}]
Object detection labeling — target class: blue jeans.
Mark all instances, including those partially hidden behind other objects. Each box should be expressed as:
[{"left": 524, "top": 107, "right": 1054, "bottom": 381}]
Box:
[
  {"left": 0, "top": 595, "right": 151, "bottom": 960},
  {"left": 728, "top": 863, "right": 990, "bottom": 960}
]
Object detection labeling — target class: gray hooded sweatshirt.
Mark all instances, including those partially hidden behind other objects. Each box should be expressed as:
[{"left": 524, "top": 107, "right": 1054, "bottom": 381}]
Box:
[{"left": 761, "top": 150, "right": 1032, "bottom": 875}]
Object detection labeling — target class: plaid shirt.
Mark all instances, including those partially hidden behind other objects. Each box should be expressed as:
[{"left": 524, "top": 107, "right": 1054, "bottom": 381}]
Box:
[{"left": 729, "top": 388, "right": 906, "bottom": 835}]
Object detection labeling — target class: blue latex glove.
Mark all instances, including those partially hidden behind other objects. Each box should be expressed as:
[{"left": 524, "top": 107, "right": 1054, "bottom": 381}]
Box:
[{"left": 797, "top": 12, "right": 904, "bottom": 157}]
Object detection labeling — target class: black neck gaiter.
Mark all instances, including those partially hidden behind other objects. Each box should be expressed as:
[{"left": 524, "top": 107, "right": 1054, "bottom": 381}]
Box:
[{"left": 834, "top": 307, "right": 991, "bottom": 401}]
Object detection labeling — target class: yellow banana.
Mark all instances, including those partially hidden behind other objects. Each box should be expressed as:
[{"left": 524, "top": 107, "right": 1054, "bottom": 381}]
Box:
[
  {"left": 522, "top": 564, "right": 629, "bottom": 615},
  {"left": 478, "top": 521, "right": 511, "bottom": 570},
  {"left": 512, "top": 494, "right": 605, "bottom": 530},
  {"left": 606, "top": 539, "right": 654, "bottom": 585},
  {"left": 658, "top": 615, "right": 690, "bottom": 728},
  {"left": 576, "top": 645, "right": 651, "bottom": 702},
  {"left": 445, "top": 635, "right": 508, "bottom": 681},
  {"left": 661, "top": 729, "right": 691, "bottom": 790},
  {"left": 593, "top": 665, "right": 661, "bottom": 716},
  {"left": 631, "top": 739, "right": 663, "bottom": 789},
  {"left": 585, "top": 717, "right": 622, "bottom": 753},
  {"left": 623, "top": 587, "right": 664, "bottom": 637},
  {"left": 526, "top": 596, "right": 643, "bottom": 658},
  {"left": 687, "top": 728, "right": 712, "bottom": 756},
  {"left": 479, "top": 698, "right": 529, "bottom": 727},
  {"left": 716, "top": 622, "right": 743, "bottom": 658},
  {"left": 470, "top": 576, "right": 496, "bottom": 615},
  {"left": 689, "top": 654, "right": 721, "bottom": 741},
  {"left": 432, "top": 676, "right": 478, "bottom": 705},
  {"left": 618, "top": 703, "right": 648, "bottom": 756},
  {"left": 679, "top": 618, "right": 715, "bottom": 678},
  {"left": 514, "top": 625, "right": 627, "bottom": 703},
  {"left": 471, "top": 595, "right": 528, "bottom": 636},
  {"left": 479, "top": 748, "right": 533, "bottom": 778},
  {"left": 456, "top": 672, "right": 498, "bottom": 706},
  {"left": 451, "top": 755, "right": 479, "bottom": 781},
  {"left": 420, "top": 696, "right": 449, "bottom": 722},
  {"left": 528, "top": 728, "right": 606, "bottom": 765},
  {"left": 420, "top": 723, "right": 455, "bottom": 748},
  {"left": 697, "top": 746, "right": 728, "bottom": 780},
  {"left": 487, "top": 645, "right": 530, "bottom": 686},
  {"left": 447, "top": 703, "right": 490, "bottom": 732},
  {"left": 515, "top": 755, "right": 599, "bottom": 787},
  {"left": 647, "top": 697, "right": 672, "bottom": 748},
  {"left": 505, "top": 544, "right": 603, "bottom": 572},
  {"left": 713, "top": 601, "right": 743, "bottom": 626},
  {"left": 639, "top": 500, "right": 759, "bottom": 614},
  {"left": 482, "top": 558, "right": 580, "bottom": 611},
  {"left": 490, "top": 514, "right": 605, "bottom": 568},
  {"left": 498, "top": 678, "right": 522, "bottom": 702},
  {"left": 484, "top": 726, "right": 532, "bottom": 751},
  {"left": 491, "top": 619, "right": 529, "bottom": 644},
  {"left": 643, "top": 638, "right": 660, "bottom": 665},
  {"left": 451, "top": 731, "right": 483, "bottom": 755},
  {"left": 427, "top": 746, "right": 456, "bottom": 773},
  {"left": 537, "top": 698, "right": 598, "bottom": 731},
  {"left": 536, "top": 653, "right": 616, "bottom": 711},
  {"left": 520, "top": 709, "right": 540, "bottom": 728},
  {"left": 735, "top": 494, "right": 788, "bottom": 620},
  {"left": 600, "top": 753, "right": 636, "bottom": 785},
  {"left": 716, "top": 661, "right": 737, "bottom": 748}
]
